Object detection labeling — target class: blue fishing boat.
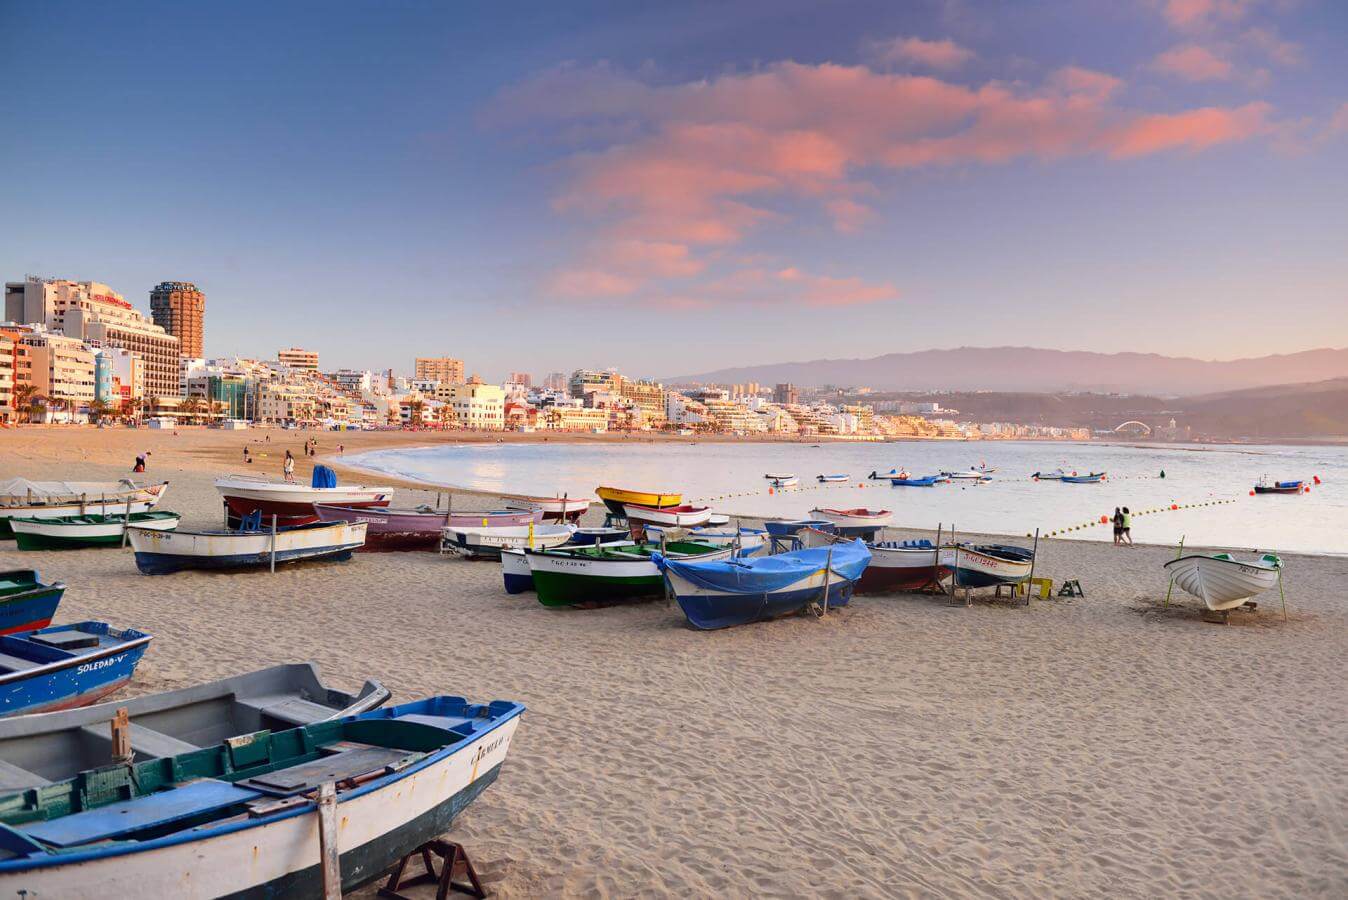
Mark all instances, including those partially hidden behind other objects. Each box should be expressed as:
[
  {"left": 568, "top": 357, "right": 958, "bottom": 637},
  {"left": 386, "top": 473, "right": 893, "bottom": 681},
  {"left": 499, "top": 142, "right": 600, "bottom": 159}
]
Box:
[
  {"left": 0, "top": 622, "right": 152, "bottom": 717},
  {"left": 763, "top": 519, "right": 834, "bottom": 538},
  {"left": 656, "top": 540, "right": 872, "bottom": 630},
  {"left": 0, "top": 570, "right": 65, "bottom": 636},
  {"left": 889, "top": 475, "right": 941, "bottom": 487},
  {"left": 1060, "top": 472, "right": 1105, "bottom": 484},
  {"left": 0, "top": 694, "right": 524, "bottom": 897},
  {"left": 946, "top": 544, "right": 1034, "bottom": 588}
]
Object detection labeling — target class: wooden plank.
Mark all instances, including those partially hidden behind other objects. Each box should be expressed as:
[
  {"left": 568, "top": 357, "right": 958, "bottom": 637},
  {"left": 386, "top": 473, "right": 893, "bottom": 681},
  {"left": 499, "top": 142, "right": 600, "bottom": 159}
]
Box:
[
  {"left": 239, "top": 747, "right": 408, "bottom": 795},
  {"left": 317, "top": 782, "right": 341, "bottom": 900}
]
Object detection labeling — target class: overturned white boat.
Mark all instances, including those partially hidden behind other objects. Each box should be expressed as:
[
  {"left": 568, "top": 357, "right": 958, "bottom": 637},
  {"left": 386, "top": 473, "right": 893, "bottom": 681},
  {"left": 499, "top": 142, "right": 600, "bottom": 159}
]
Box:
[{"left": 1163, "top": 552, "right": 1282, "bottom": 611}]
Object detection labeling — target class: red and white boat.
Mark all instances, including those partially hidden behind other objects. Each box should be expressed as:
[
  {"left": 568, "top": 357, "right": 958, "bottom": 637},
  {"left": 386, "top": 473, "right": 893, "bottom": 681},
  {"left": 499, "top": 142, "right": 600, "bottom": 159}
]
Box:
[
  {"left": 800, "top": 528, "right": 947, "bottom": 592},
  {"left": 215, "top": 475, "right": 392, "bottom": 528},
  {"left": 506, "top": 495, "right": 593, "bottom": 522},
  {"left": 621, "top": 503, "right": 714, "bottom": 528},
  {"left": 809, "top": 507, "right": 893, "bottom": 531}
]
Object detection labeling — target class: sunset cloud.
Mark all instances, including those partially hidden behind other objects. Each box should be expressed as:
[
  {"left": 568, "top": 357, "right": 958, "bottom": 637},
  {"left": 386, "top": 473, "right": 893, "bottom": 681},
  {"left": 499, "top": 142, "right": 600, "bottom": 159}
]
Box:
[
  {"left": 1152, "top": 44, "right": 1234, "bottom": 81},
  {"left": 1161, "top": 0, "right": 1259, "bottom": 30},
  {"left": 866, "top": 36, "right": 975, "bottom": 71}
]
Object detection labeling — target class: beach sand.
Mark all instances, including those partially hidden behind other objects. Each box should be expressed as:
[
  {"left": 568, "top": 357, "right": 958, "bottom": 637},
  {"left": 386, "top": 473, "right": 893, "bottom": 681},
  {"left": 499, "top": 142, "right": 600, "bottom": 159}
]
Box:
[{"left": 0, "top": 426, "right": 1343, "bottom": 897}]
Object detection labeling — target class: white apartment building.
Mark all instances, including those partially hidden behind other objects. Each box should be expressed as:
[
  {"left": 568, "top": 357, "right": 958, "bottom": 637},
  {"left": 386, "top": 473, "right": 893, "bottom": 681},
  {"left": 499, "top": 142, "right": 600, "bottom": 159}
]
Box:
[
  {"left": 21, "top": 330, "right": 95, "bottom": 409},
  {"left": 439, "top": 382, "right": 505, "bottom": 429}
]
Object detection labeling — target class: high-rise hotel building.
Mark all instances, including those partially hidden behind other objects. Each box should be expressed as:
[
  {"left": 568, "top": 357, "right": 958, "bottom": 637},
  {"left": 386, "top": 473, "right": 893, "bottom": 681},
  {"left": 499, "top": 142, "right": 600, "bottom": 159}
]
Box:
[
  {"left": 150, "top": 281, "right": 205, "bottom": 358},
  {"left": 4, "top": 277, "right": 181, "bottom": 399},
  {"left": 414, "top": 357, "right": 464, "bottom": 384}
]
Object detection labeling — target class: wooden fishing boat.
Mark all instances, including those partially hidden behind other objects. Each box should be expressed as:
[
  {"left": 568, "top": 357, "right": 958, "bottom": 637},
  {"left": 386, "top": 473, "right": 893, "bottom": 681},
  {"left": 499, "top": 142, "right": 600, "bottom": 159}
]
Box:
[
  {"left": 0, "top": 694, "right": 524, "bottom": 897},
  {"left": 566, "top": 526, "right": 630, "bottom": 546},
  {"left": 769, "top": 476, "right": 799, "bottom": 488},
  {"left": 1163, "top": 552, "right": 1282, "bottom": 611},
  {"left": 1060, "top": 472, "right": 1105, "bottom": 484},
  {"left": 0, "top": 663, "right": 390, "bottom": 791},
  {"left": 595, "top": 486, "right": 682, "bottom": 516},
  {"left": 1253, "top": 478, "right": 1303, "bottom": 495},
  {"left": 505, "top": 496, "right": 593, "bottom": 522},
  {"left": 762, "top": 472, "right": 795, "bottom": 480},
  {"left": 0, "top": 622, "right": 152, "bottom": 717},
  {"left": 441, "top": 523, "right": 573, "bottom": 559},
  {"left": 945, "top": 544, "right": 1034, "bottom": 588},
  {"left": 943, "top": 469, "right": 992, "bottom": 482},
  {"left": 0, "top": 570, "right": 65, "bottom": 636},
  {"left": 868, "top": 469, "right": 902, "bottom": 480},
  {"left": 313, "top": 504, "right": 448, "bottom": 550},
  {"left": 816, "top": 474, "right": 850, "bottom": 483},
  {"left": 10, "top": 511, "right": 180, "bottom": 551},
  {"left": 658, "top": 540, "right": 872, "bottom": 630},
  {"left": 643, "top": 525, "right": 768, "bottom": 557},
  {"left": 809, "top": 507, "right": 893, "bottom": 533},
  {"left": 763, "top": 519, "right": 833, "bottom": 538},
  {"left": 0, "top": 480, "right": 169, "bottom": 538},
  {"left": 215, "top": 470, "right": 392, "bottom": 528},
  {"left": 127, "top": 521, "right": 367, "bottom": 575},
  {"left": 800, "top": 528, "right": 947, "bottom": 593},
  {"left": 1031, "top": 469, "right": 1067, "bottom": 481},
  {"left": 889, "top": 475, "right": 941, "bottom": 487},
  {"left": 527, "top": 542, "right": 732, "bottom": 607},
  {"left": 622, "top": 503, "right": 714, "bottom": 528}
]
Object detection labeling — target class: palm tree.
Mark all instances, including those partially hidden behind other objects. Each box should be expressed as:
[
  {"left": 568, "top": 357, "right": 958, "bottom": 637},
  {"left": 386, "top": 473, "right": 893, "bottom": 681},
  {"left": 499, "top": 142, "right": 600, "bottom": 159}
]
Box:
[
  {"left": 408, "top": 399, "right": 424, "bottom": 427},
  {"left": 179, "top": 396, "right": 204, "bottom": 424},
  {"left": 12, "top": 384, "right": 37, "bottom": 424},
  {"left": 87, "top": 398, "right": 110, "bottom": 424},
  {"left": 25, "top": 392, "right": 49, "bottom": 424}
]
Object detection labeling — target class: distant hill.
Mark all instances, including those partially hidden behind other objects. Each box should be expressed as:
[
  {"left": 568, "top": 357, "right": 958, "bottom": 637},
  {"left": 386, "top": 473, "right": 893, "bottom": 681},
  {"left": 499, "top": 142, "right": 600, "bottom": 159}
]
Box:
[
  {"left": 667, "top": 347, "right": 1348, "bottom": 396},
  {"left": 1177, "top": 377, "right": 1348, "bottom": 440}
]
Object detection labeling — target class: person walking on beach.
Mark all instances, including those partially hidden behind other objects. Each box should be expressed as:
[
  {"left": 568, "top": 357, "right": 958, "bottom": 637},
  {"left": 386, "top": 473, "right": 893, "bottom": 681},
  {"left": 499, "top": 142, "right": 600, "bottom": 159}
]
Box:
[
  {"left": 1112, "top": 507, "right": 1123, "bottom": 545},
  {"left": 283, "top": 450, "right": 295, "bottom": 483},
  {"left": 1121, "top": 507, "right": 1133, "bottom": 545}
]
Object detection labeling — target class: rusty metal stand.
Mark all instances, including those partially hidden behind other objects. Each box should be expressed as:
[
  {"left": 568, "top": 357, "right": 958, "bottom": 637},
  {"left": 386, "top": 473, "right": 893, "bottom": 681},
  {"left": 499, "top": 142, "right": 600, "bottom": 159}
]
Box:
[{"left": 378, "top": 840, "right": 486, "bottom": 899}]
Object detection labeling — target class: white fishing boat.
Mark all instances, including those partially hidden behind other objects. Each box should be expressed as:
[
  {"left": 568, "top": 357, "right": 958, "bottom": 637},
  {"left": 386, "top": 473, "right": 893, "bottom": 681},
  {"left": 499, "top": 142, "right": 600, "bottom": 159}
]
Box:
[
  {"left": 505, "top": 495, "right": 593, "bottom": 521},
  {"left": 215, "top": 472, "right": 392, "bottom": 527},
  {"left": 809, "top": 507, "right": 893, "bottom": 531},
  {"left": 1032, "top": 469, "right": 1068, "bottom": 481},
  {"left": 127, "top": 521, "right": 367, "bottom": 574},
  {"left": 621, "top": 503, "right": 715, "bottom": 528},
  {"left": 442, "top": 523, "right": 574, "bottom": 559},
  {"left": 943, "top": 469, "right": 991, "bottom": 481},
  {"left": 943, "top": 544, "right": 1034, "bottom": 588},
  {"left": 769, "top": 476, "right": 799, "bottom": 488},
  {"left": 1163, "top": 552, "right": 1282, "bottom": 611},
  {"left": 643, "top": 525, "right": 768, "bottom": 557},
  {"left": 816, "top": 474, "right": 850, "bottom": 483},
  {"left": 762, "top": 472, "right": 795, "bottom": 480},
  {"left": 10, "top": 511, "right": 180, "bottom": 550},
  {"left": 0, "top": 479, "right": 169, "bottom": 536}
]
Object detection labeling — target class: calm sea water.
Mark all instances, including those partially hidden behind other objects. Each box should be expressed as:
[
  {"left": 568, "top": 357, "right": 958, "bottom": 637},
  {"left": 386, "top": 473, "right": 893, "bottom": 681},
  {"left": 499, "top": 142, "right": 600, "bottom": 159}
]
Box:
[{"left": 348, "top": 441, "right": 1347, "bottom": 555}]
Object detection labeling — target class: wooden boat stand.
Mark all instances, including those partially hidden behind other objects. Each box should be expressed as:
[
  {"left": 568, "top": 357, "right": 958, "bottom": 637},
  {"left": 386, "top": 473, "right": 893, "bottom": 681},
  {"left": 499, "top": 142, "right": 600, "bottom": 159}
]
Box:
[{"left": 379, "top": 839, "right": 486, "bottom": 899}]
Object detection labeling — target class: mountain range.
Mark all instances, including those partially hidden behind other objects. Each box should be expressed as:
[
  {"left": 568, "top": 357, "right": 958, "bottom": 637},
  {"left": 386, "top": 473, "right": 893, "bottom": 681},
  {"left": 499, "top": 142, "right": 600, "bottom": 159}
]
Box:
[{"left": 667, "top": 347, "right": 1348, "bottom": 396}]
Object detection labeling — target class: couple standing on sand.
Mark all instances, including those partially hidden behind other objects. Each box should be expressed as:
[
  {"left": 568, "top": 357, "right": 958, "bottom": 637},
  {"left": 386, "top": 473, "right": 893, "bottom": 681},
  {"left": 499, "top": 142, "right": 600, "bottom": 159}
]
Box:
[{"left": 1113, "top": 507, "right": 1132, "bottom": 545}]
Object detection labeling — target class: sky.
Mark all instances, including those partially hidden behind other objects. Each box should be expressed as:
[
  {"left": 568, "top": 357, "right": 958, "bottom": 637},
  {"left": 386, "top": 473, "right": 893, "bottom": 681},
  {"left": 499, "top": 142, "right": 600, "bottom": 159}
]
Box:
[{"left": 1, "top": 0, "right": 1346, "bottom": 381}]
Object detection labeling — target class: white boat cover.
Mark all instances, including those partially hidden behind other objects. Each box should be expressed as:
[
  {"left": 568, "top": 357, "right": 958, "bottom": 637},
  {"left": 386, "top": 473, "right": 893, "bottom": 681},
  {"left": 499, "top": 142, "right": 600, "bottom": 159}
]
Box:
[{"left": 0, "top": 478, "right": 144, "bottom": 500}]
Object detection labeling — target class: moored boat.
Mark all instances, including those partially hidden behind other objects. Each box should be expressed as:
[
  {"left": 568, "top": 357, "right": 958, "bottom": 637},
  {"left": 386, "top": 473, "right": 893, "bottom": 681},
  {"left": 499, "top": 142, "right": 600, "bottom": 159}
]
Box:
[
  {"left": 1253, "top": 477, "right": 1303, "bottom": 495},
  {"left": 763, "top": 519, "right": 834, "bottom": 538},
  {"left": 622, "top": 503, "right": 714, "bottom": 528},
  {"left": 1031, "top": 469, "right": 1067, "bottom": 481},
  {"left": 527, "top": 541, "right": 732, "bottom": 607},
  {"left": 800, "top": 528, "right": 947, "bottom": 593},
  {"left": 505, "top": 495, "right": 593, "bottom": 521},
  {"left": 889, "top": 475, "right": 940, "bottom": 487},
  {"left": 595, "top": 486, "right": 682, "bottom": 516},
  {"left": 0, "top": 694, "right": 524, "bottom": 898},
  {"left": 769, "top": 475, "right": 799, "bottom": 488},
  {"left": 809, "top": 507, "right": 893, "bottom": 534},
  {"left": 442, "top": 523, "right": 573, "bottom": 559},
  {"left": 658, "top": 540, "right": 872, "bottom": 630},
  {"left": 0, "top": 663, "right": 390, "bottom": 790},
  {"left": 945, "top": 543, "right": 1034, "bottom": 588},
  {"left": 643, "top": 525, "right": 768, "bottom": 557},
  {"left": 0, "top": 480, "right": 169, "bottom": 538},
  {"left": 868, "top": 469, "right": 902, "bottom": 480},
  {"left": 0, "top": 622, "right": 152, "bottom": 717},
  {"left": 1060, "top": 472, "right": 1105, "bottom": 484},
  {"left": 0, "top": 570, "right": 65, "bottom": 636},
  {"left": 10, "top": 511, "right": 180, "bottom": 551},
  {"left": 943, "top": 469, "right": 992, "bottom": 482},
  {"left": 816, "top": 474, "right": 850, "bottom": 483},
  {"left": 1163, "top": 552, "right": 1282, "bottom": 611},
  {"left": 763, "top": 472, "right": 795, "bottom": 480},
  {"left": 215, "top": 468, "right": 392, "bottom": 528},
  {"left": 128, "top": 520, "right": 367, "bottom": 575}
]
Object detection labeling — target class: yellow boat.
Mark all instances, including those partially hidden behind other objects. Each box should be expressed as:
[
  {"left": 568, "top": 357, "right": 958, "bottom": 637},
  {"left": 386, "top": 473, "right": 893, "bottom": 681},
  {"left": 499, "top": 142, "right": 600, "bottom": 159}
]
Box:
[{"left": 595, "top": 486, "right": 682, "bottom": 515}]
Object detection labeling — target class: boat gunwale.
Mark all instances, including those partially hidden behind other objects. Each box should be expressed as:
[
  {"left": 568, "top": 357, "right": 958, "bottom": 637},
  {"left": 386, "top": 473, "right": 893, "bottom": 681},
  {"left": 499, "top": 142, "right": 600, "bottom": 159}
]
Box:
[{"left": 0, "top": 627, "right": 152, "bottom": 687}]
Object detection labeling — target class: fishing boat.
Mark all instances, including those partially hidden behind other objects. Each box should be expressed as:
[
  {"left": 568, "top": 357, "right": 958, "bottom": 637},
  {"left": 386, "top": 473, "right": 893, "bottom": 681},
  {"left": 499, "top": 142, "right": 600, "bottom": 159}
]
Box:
[
  {"left": 943, "top": 469, "right": 992, "bottom": 482},
  {"left": 500, "top": 536, "right": 635, "bottom": 593},
  {"left": 127, "top": 520, "right": 367, "bottom": 575},
  {"left": 0, "top": 480, "right": 169, "bottom": 538},
  {"left": 0, "top": 622, "right": 152, "bottom": 717},
  {"left": 527, "top": 542, "right": 732, "bottom": 607},
  {"left": 763, "top": 519, "right": 834, "bottom": 538},
  {"left": 762, "top": 472, "right": 795, "bottom": 481},
  {"left": 800, "top": 528, "right": 947, "bottom": 593},
  {"left": 0, "top": 570, "right": 65, "bottom": 636},
  {"left": 0, "top": 663, "right": 390, "bottom": 791},
  {"left": 974, "top": 464, "right": 997, "bottom": 474},
  {"left": 889, "top": 475, "right": 941, "bottom": 487},
  {"left": 314, "top": 504, "right": 541, "bottom": 550},
  {"left": 0, "top": 694, "right": 524, "bottom": 897},
  {"left": 1060, "top": 472, "right": 1105, "bottom": 484},
  {"left": 1163, "top": 552, "right": 1282, "bottom": 611},
  {"left": 658, "top": 540, "right": 872, "bottom": 630},
  {"left": 1253, "top": 477, "right": 1303, "bottom": 495},
  {"left": 595, "top": 486, "right": 682, "bottom": 516},
  {"left": 1031, "top": 469, "right": 1067, "bottom": 481},
  {"left": 215, "top": 468, "right": 392, "bottom": 528},
  {"left": 946, "top": 544, "right": 1034, "bottom": 588},
  {"left": 10, "top": 511, "right": 180, "bottom": 551},
  {"left": 868, "top": 469, "right": 902, "bottom": 480},
  {"left": 567, "top": 526, "right": 630, "bottom": 546},
  {"left": 816, "top": 474, "right": 850, "bottom": 483},
  {"left": 809, "top": 507, "right": 893, "bottom": 534},
  {"left": 643, "top": 525, "right": 768, "bottom": 557},
  {"left": 505, "top": 495, "right": 593, "bottom": 522},
  {"left": 769, "top": 476, "right": 799, "bottom": 488},
  {"left": 621, "top": 503, "right": 714, "bottom": 528},
  {"left": 442, "top": 523, "right": 573, "bottom": 559}
]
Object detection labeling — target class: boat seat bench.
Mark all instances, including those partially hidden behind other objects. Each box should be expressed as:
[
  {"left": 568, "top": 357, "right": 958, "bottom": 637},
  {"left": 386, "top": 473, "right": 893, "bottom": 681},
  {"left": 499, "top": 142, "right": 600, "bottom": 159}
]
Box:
[
  {"left": 259, "top": 696, "right": 345, "bottom": 727},
  {"left": 0, "top": 759, "right": 51, "bottom": 792},
  {"left": 77, "top": 722, "right": 199, "bottom": 759},
  {"left": 0, "top": 653, "right": 41, "bottom": 673}
]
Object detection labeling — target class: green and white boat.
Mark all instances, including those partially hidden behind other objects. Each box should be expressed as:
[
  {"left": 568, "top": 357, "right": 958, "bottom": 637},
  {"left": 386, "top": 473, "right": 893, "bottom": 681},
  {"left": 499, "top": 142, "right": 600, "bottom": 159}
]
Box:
[
  {"left": 526, "top": 541, "right": 733, "bottom": 607},
  {"left": 10, "top": 511, "right": 181, "bottom": 550}
]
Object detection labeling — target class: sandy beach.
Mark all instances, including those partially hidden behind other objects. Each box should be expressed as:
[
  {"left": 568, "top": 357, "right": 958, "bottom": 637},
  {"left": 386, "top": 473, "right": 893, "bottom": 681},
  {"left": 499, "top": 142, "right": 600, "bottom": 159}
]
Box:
[{"left": 0, "top": 426, "right": 1343, "bottom": 898}]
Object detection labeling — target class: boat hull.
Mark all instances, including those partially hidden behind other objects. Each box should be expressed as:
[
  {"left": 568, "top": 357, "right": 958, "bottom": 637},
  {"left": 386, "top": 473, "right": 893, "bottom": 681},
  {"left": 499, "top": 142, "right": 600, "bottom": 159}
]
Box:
[
  {"left": 442, "top": 525, "right": 573, "bottom": 560},
  {"left": 0, "top": 716, "right": 521, "bottom": 898},
  {"left": 622, "top": 504, "right": 714, "bottom": 528},
  {"left": 858, "top": 545, "right": 948, "bottom": 593},
  {"left": 528, "top": 546, "right": 733, "bottom": 607},
  {"left": 216, "top": 478, "right": 392, "bottom": 527},
  {"left": 501, "top": 548, "right": 534, "bottom": 594},
  {"left": 11, "top": 514, "right": 180, "bottom": 551},
  {"left": 0, "top": 585, "right": 65, "bottom": 636},
  {"left": 595, "top": 486, "right": 681, "bottom": 516},
  {"left": 128, "top": 523, "right": 367, "bottom": 575},
  {"left": 0, "top": 626, "right": 152, "bottom": 718},
  {"left": 1163, "top": 555, "right": 1280, "bottom": 611},
  {"left": 508, "top": 497, "right": 593, "bottom": 521},
  {"left": 0, "top": 483, "right": 169, "bottom": 537},
  {"left": 667, "top": 568, "right": 855, "bottom": 630},
  {"left": 945, "top": 546, "right": 1033, "bottom": 588}
]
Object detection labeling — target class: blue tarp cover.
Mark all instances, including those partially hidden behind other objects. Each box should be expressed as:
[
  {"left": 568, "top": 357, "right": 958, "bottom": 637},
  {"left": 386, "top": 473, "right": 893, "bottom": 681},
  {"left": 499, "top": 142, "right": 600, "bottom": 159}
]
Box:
[
  {"left": 311, "top": 465, "right": 337, "bottom": 489},
  {"left": 655, "top": 539, "right": 870, "bottom": 594}
]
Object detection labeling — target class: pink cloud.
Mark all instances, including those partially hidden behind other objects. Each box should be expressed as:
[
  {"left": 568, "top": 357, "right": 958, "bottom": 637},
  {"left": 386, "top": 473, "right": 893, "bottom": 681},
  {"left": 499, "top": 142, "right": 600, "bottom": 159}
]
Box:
[
  {"left": 867, "top": 36, "right": 975, "bottom": 71},
  {"left": 794, "top": 273, "right": 898, "bottom": 307},
  {"left": 548, "top": 268, "right": 639, "bottom": 298},
  {"left": 1108, "top": 102, "right": 1272, "bottom": 157},
  {"left": 1152, "top": 44, "right": 1234, "bottom": 81},
  {"left": 1161, "top": 0, "right": 1258, "bottom": 30},
  {"left": 1242, "top": 26, "right": 1302, "bottom": 66}
]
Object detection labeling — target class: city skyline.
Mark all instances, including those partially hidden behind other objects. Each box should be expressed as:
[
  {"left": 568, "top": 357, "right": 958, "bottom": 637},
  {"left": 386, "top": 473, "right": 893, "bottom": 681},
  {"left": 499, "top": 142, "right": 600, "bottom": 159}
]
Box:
[{"left": 2, "top": 1, "right": 1346, "bottom": 378}]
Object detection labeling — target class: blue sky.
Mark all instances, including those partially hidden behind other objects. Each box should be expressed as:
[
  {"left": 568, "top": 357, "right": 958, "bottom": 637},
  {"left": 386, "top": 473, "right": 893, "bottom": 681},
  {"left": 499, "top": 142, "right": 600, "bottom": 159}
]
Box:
[{"left": 1, "top": 0, "right": 1345, "bottom": 380}]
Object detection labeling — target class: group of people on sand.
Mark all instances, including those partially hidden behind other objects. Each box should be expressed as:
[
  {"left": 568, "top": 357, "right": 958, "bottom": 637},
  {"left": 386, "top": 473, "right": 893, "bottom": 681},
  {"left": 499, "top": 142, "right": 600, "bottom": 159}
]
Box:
[{"left": 1112, "top": 507, "right": 1133, "bottom": 546}]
